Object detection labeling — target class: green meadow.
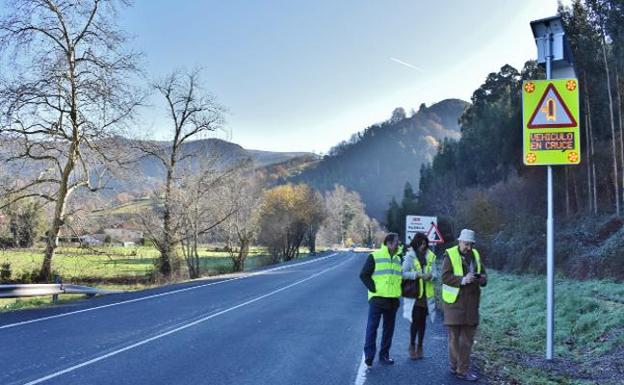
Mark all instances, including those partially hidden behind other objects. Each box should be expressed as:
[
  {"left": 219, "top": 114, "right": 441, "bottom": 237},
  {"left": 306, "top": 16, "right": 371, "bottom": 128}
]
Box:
[
  {"left": 476, "top": 271, "right": 624, "bottom": 385},
  {"left": 0, "top": 245, "right": 310, "bottom": 312}
]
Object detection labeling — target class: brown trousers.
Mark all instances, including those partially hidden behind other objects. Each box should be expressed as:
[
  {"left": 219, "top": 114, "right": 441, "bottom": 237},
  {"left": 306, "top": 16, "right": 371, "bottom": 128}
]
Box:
[{"left": 447, "top": 325, "right": 477, "bottom": 375}]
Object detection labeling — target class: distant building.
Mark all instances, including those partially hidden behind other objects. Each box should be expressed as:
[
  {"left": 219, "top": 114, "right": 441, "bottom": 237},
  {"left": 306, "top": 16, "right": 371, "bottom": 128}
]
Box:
[
  {"left": 79, "top": 234, "right": 107, "bottom": 246},
  {"left": 103, "top": 228, "right": 143, "bottom": 244}
]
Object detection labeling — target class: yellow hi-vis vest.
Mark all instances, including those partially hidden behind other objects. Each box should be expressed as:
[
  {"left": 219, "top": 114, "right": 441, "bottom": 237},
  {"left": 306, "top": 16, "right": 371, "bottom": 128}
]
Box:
[
  {"left": 412, "top": 249, "right": 437, "bottom": 299},
  {"left": 368, "top": 244, "right": 402, "bottom": 300},
  {"left": 442, "top": 245, "right": 482, "bottom": 304}
]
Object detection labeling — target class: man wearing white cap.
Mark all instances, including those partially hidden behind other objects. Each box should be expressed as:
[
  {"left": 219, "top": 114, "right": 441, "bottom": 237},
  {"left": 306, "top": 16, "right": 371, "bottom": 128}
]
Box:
[{"left": 441, "top": 228, "right": 487, "bottom": 382}]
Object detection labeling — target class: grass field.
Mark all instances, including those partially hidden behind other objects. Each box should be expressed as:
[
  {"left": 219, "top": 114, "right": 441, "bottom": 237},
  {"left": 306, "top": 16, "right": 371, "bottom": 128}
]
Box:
[
  {"left": 0, "top": 244, "right": 313, "bottom": 312},
  {"left": 475, "top": 271, "right": 624, "bottom": 385},
  {"left": 0, "top": 245, "right": 278, "bottom": 280}
]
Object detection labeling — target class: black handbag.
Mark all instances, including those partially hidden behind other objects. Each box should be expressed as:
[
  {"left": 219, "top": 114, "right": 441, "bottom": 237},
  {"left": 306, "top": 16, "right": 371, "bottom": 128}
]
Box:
[{"left": 401, "top": 279, "right": 419, "bottom": 298}]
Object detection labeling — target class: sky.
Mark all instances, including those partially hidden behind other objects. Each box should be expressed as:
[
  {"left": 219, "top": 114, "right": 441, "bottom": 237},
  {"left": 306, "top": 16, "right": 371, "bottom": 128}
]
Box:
[{"left": 120, "top": 0, "right": 567, "bottom": 153}]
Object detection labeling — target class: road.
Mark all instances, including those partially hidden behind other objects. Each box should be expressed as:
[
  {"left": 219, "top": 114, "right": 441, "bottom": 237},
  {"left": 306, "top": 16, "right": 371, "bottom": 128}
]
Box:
[{"left": 1, "top": 252, "right": 483, "bottom": 385}]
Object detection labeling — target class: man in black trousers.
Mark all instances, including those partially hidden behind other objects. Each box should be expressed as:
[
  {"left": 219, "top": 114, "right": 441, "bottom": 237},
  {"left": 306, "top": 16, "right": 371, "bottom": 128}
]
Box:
[{"left": 360, "top": 232, "right": 402, "bottom": 368}]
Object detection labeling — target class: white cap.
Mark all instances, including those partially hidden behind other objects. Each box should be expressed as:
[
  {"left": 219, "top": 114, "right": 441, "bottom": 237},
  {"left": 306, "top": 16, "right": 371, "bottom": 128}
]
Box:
[{"left": 457, "top": 229, "right": 476, "bottom": 243}]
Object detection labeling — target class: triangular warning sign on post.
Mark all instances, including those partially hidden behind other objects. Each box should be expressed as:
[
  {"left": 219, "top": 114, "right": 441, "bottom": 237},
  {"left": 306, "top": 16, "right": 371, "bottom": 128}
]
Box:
[
  {"left": 426, "top": 222, "right": 445, "bottom": 244},
  {"left": 527, "top": 83, "right": 577, "bottom": 129}
]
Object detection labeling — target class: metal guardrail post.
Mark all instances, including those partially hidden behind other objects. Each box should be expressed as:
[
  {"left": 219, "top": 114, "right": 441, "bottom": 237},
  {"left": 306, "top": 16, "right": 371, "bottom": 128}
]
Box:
[{"left": 52, "top": 275, "right": 61, "bottom": 304}]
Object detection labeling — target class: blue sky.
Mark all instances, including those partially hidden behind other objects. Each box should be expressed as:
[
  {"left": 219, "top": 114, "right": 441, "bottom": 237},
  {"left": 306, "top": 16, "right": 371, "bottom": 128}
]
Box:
[{"left": 121, "top": 0, "right": 565, "bottom": 153}]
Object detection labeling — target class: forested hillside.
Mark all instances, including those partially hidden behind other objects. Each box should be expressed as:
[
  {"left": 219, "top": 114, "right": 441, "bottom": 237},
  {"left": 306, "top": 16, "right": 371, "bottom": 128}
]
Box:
[
  {"left": 387, "top": 0, "right": 624, "bottom": 280},
  {"left": 291, "top": 99, "right": 469, "bottom": 220}
]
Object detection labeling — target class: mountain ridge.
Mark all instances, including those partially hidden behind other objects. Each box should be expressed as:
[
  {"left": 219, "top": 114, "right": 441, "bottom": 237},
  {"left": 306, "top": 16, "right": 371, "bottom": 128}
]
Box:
[
  {"left": 289, "top": 98, "right": 470, "bottom": 221},
  {"left": 1, "top": 98, "right": 468, "bottom": 222}
]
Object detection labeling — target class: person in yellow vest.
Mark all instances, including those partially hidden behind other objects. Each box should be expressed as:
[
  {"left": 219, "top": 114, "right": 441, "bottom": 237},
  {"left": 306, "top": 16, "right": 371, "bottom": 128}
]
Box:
[
  {"left": 397, "top": 241, "right": 405, "bottom": 257},
  {"left": 442, "top": 229, "right": 487, "bottom": 382},
  {"left": 402, "top": 232, "right": 437, "bottom": 360},
  {"left": 359, "top": 232, "right": 402, "bottom": 368}
]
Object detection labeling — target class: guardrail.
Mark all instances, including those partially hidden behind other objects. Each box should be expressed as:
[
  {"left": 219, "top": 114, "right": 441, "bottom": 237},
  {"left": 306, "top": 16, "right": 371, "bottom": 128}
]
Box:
[{"left": 0, "top": 284, "right": 119, "bottom": 299}]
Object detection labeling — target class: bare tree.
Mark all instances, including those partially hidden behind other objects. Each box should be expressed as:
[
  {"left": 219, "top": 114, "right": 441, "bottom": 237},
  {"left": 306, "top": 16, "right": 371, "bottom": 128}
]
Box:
[
  {"left": 320, "top": 184, "right": 368, "bottom": 247},
  {"left": 617, "top": 69, "right": 624, "bottom": 210},
  {"left": 583, "top": 74, "right": 599, "bottom": 214},
  {"left": 588, "top": 0, "right": 620, "bottom": 214},
  {"left": 136, "top": 70, "right": 224, "bottom": 276},
  {"left": 363, "top": 217, "right": 383, "bottom": 248},
  {"left": 303, "top": 194, "right": 327, "bottom": 254},
  {"left": 177, "top": 156, "right": 241, "bottom": 278},
  {"left": 602, "top": 33, "right": 620, "bottom": 215},
  {"left": 222, "top": 166, "right": 262, "bottom": 272},
  {"left": 0, "top": 0, "right": 143, "bottom": 280}
]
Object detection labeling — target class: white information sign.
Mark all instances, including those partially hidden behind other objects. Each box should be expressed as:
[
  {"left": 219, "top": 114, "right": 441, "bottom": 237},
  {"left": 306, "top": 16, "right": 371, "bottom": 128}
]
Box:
[{"left": 405, "top": 215, "right": 437, "bottom": 245}]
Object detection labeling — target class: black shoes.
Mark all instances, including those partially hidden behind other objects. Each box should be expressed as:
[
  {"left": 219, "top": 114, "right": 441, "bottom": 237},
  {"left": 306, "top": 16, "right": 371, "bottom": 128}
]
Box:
[{"left": 364, "top": 355, "right": 394, "bottom": 368}]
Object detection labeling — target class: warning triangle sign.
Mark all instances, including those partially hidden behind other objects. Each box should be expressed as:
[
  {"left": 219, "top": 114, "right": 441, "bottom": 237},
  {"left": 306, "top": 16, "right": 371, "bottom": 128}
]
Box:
[
  {"left": 528, "top": 83, "right": 577, "bottom": 129},
  {"left": 426, "top": 223, "right": 445, "bottom": 244}
]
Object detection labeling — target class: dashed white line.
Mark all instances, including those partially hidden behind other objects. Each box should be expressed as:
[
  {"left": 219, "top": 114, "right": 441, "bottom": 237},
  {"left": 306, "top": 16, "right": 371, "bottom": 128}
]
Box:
[
  {"left": 0, "top": 253, "right": 339, "bottom": 330},
  {"left": 20, "top": 256, "right": 352, "bottom": 385}
]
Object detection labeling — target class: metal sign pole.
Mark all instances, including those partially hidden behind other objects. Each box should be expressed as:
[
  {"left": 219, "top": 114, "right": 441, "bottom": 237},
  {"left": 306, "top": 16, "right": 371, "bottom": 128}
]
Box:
[
  {"left": 545, "top": 31, "right": 555, "bottom": 361},
  {"left": 530, "top": 15, "right": 576, "bottom": 361}
]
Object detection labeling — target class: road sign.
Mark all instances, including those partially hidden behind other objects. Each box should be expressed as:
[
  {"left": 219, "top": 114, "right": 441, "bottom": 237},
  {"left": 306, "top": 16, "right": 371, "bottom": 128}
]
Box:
[
  {"left": 523, "top": 78, "right": 580, "bottom": 166},
  {"left": 405, "top": 215, "right": 437, "bottom": 245},
  {"left": 426, "top": 222, "right": 445, "bottom": 244}
]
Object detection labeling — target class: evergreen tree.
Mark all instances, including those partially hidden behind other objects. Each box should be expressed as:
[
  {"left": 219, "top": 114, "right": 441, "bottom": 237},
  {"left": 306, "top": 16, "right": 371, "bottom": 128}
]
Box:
[{"left": 386, "top": 197, "right": 401, "bottom": 235}]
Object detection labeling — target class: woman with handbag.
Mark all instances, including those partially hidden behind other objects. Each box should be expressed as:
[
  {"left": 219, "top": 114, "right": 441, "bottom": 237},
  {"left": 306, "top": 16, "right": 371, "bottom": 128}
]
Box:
[{"left": 402, "top": 232, "right": 437, "bottom": 360}]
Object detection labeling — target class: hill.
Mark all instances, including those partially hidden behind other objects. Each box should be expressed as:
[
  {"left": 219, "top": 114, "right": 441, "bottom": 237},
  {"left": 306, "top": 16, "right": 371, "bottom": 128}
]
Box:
[
  {"left": 0, "top": 136, "right": 318, "bottom": 202},
  {"left": 290, "top": 99, "right": 469, "bottom": 220},
  {"left": 245, "top": 149, "right": 318, "bottom": 168}
]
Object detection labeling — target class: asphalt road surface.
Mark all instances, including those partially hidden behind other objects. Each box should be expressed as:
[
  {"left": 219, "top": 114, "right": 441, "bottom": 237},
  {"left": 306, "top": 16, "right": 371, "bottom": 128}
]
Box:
[{"left": 1, "top": 252, "right": 484, "bottom": 385}]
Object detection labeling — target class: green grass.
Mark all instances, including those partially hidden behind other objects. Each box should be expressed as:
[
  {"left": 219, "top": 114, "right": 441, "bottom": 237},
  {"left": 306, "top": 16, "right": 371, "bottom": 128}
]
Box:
[
  {"left": 0, "top": 245, "right": 274, "bottom": 280},
  {"left": 476, "top": 271, "right": 624, "bottom": 385},
  {"left": 0, "top": 245, "right": 316, "bottom": 312}
]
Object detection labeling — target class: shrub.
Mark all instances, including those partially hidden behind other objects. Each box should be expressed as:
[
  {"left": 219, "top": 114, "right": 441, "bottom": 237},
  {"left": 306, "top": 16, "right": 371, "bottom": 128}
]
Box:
[
  {"left": 214, "top": 264, "right": 233, "bottom": 275},
  {"left": 1, "top": 262, "right": 11, "bottom": 282},
  {"left": 0, "top": 237, "right": 16, "bottom": 248},
  {"left": 597, "top": 215, "right": 623, "bottom": 242},
  {"left": 18, "top": 269, "right": 36, "bottom": 283}
]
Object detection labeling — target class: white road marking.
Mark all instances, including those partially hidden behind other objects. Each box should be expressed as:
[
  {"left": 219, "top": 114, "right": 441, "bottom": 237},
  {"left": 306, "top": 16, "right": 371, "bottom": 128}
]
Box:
[
  {"left": 20, "top": 256, "right": 352, "bottom": 385},
  {"left": 354, "top": 353, "right": 369, "bottom": 385},
  {"left": 0, "top": 253, "right": 339, "bottom": 330}
]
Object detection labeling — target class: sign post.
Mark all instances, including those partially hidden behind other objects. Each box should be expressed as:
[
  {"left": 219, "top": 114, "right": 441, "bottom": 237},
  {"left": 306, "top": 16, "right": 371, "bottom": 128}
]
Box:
[{"left": 528, "top": 16, "right": 577, "bottom": 361}]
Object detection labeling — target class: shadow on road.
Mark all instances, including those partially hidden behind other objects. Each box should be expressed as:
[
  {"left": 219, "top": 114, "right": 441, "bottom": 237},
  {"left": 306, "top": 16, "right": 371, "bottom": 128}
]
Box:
[{"left": 360, "top": 308, "right": 486, "bottom": 385}]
